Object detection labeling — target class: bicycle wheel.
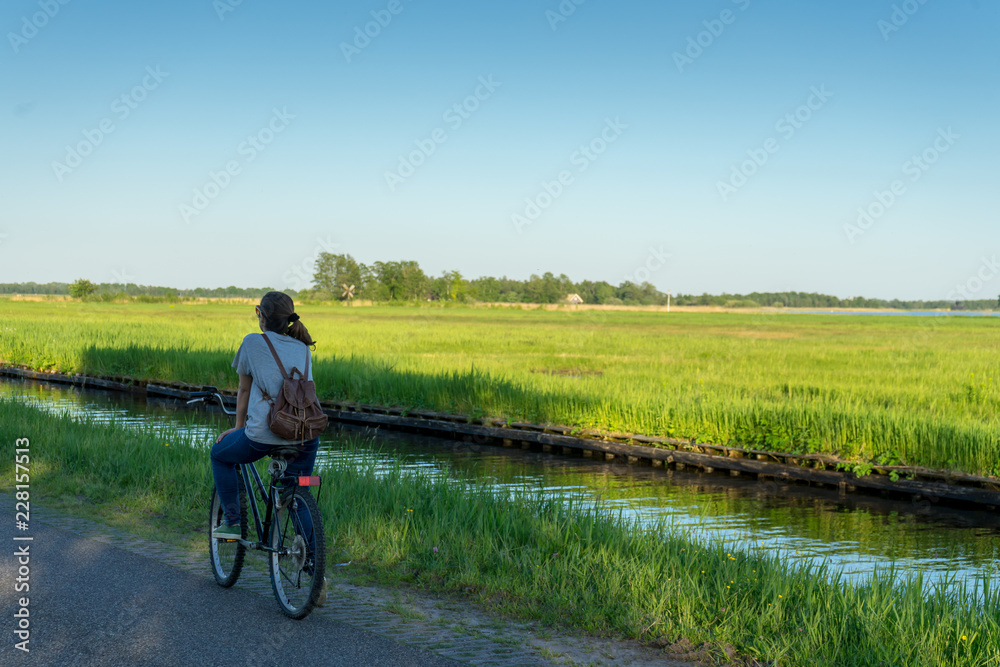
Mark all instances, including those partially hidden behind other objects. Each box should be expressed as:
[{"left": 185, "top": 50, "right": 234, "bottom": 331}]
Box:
[
  {"left": 209, "top": 478, "right": 247, "bottom": 587},
  {"left": 268, "top": 487, "right": 325, "bottom": 619}
]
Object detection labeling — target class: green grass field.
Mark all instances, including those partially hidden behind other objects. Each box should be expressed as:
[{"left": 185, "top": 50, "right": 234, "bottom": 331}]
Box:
[{"left": 3, "top": 299, "right": 998, "bottom": 475}]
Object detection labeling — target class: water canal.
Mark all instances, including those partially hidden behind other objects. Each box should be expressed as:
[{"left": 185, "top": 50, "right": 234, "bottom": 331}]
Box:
[{"left": 5, "top": 376, "right": 998, "bottom": 596}]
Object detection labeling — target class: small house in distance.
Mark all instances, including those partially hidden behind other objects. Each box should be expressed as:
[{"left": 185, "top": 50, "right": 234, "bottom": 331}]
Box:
[{"left": 565, "top": 293, "right": 584, "bottom": 305}]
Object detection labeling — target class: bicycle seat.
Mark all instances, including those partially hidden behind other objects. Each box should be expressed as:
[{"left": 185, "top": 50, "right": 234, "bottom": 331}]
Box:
[{"left": 269, "top": 445, "right": 304, "bottom": 461}]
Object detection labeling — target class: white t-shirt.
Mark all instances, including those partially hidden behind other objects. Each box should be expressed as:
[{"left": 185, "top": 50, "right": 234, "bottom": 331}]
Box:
[{"left": 231, "top": 331, "right": 314, "bottom": 445}]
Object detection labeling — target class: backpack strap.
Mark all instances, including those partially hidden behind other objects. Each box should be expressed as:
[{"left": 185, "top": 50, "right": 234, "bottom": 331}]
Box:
[
  {"left": 260, "top": 333, "right": 289, "bottom": 379},
  {"left": 260, "top": 333, "right": 309, "bottom": 383}
]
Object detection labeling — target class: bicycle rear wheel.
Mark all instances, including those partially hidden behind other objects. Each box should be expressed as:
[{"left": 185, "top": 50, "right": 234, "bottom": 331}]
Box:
[
  {"left": 268, "top": 488, "right": 325, "bottom": 619},
  {"left": 209, "top": 479, "right": 247, "bottom": 587}
]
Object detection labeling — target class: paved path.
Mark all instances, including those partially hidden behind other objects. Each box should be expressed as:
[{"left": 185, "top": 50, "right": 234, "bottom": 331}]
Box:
[
  {"left": 2, "top": 498, "right": 690, "bottom": 666},
  {"left": 0, "top": 501, "right": 545, "bottom": 666}
]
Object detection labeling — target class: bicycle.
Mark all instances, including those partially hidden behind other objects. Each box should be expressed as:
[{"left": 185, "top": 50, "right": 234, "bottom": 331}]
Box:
[{"left": 188, "top": 389, "right": 326, "bottom": 620}]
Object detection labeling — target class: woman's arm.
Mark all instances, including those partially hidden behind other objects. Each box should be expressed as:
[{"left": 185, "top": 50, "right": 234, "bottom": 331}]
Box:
[{"left": 235, "top": 373, "right": 252, "bottom": 429}]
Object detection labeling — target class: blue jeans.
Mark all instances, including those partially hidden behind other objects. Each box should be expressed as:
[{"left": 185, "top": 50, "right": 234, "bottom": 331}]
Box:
[{"left": 210, "top": 428, "right": 319, "bottom": 530}]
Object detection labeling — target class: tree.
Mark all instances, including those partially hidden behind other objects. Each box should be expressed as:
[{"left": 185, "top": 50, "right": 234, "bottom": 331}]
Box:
[
  {"left": 68, "top": 278, "right": 97, "bottom": 299},
  {"left": 399, "top": 260, "right": 429, "bottom": 300},
  {"left": 313, "top": 253, "right": 364, "bottom": 298},
  {"left": 523, "top": 274, "right": 544, "bottom": 303},
  {"left": 592, "top": 281, "right": 616, "bottom": 304},
  {"left": 618, "top": 281, "right": 642, "bottom": 304},
  {"left": 542, "top": 272, "right": 564, "bottom": 303},
  {"left": 372, "top": 261, "right": 403, "bottom": 300},
  {"left": 443, "top": 270, "right": 468, "bottom": 302},
  {"left": 470, "top": 276, "right": 524, "bottom": 303}
]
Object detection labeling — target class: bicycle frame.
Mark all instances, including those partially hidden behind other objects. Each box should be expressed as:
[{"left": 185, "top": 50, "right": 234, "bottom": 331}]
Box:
[
  {"left": 238, "top": 462, "right": 281, "bottom": 552},
  {"left": 238, "top": 460, "right": 322, "bottom": 553},
  {"left": 188, "top": 389, "right": 321, "bottom": 554}
]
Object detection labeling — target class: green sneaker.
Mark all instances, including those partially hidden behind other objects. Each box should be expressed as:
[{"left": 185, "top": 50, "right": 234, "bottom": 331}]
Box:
[{"left": 212, "top": 523, "right": 242, "bottom": 540}]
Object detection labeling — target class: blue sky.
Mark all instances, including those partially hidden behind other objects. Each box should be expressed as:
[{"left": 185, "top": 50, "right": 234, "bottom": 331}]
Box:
[{"left": 2, "top": 0, "right": 998, "bottom": 299}]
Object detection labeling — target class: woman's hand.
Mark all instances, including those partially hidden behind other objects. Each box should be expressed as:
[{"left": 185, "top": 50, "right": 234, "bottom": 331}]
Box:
[{"left": 216, "top": 427, "right": 238, "bottom": 444}]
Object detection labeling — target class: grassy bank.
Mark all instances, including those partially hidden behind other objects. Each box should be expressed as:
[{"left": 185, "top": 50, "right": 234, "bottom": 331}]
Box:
[
  {"left": 3, "top": 301, "right": 1000, "bottom": 476},
  {"left": 3, "top": 398, "right": 998, "bottom": 666}
]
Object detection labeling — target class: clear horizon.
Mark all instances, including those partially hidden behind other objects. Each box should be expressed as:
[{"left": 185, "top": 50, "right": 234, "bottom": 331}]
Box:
[{"left": 3, "top": 0, "right": 998, "bottom": 302}]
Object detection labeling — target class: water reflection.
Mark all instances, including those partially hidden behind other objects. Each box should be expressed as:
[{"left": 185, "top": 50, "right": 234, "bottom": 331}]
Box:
[{"left": 4, "top": 377, "right": 998, "bottom": 592}]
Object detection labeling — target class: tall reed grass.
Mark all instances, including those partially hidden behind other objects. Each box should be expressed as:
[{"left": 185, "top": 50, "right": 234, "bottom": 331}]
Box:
[{"left": 2, "top": 300, "right": 998, "bottom": 475}]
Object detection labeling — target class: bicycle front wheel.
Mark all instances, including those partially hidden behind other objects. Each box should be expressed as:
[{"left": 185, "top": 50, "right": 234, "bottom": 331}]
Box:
[
  {"left": 268, "top": 488, "right": 325, "bottom": 619},
  {"left": 209, "top": 481, "right": 247, "bottom": 587}
]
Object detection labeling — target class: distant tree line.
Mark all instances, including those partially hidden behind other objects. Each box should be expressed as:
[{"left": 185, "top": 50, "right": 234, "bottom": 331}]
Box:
[
  {"left": 2, "top": 264, "right": 998, "bottom": 311},
  {"left": 671, "top": 291, "right": 1000, "bottom": 311},
  {"left": 309, "top": 253, "right": 667, "bottom": 305},
  {"left": 0, "top": 282, "right": 73, "bottom": 295},
  {"left": 0, "top": 282, "right": 279, "bottom": 300},
  {"left": 307, "top": 253, "right": 1000, "bottom": 310}
]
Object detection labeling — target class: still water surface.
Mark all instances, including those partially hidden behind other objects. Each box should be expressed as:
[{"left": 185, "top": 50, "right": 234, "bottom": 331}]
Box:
[
  {"left": 792, "top": 310, "right": 999, "bottom": 317},
  {"left": 5, "top": 377, "right": 999, "bottom": 594}
]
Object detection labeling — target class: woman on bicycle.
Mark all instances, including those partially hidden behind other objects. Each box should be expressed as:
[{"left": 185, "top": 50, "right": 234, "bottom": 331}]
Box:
[{"left": 210, "top": 291, "right": 320, "bottom": 539}]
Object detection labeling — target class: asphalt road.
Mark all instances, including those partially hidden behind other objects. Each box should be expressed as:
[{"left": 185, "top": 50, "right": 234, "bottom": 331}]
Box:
[{"left": 0, "top": 518, "right": 457, "bottom": 666}]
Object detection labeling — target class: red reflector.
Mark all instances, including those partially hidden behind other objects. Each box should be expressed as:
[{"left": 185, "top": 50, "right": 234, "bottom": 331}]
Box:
[{"left": 297, "top": 476, "right": 321, "bottom": 487}]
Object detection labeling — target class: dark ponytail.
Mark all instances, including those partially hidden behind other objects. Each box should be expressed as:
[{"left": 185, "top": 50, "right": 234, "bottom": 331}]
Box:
[{"left": 258, "top": 291, "right": 316, "bottom": 347}]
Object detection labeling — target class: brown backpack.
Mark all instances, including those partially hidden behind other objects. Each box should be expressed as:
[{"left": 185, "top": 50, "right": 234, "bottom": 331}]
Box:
[{"left": 258, "top": 334, "right": 329, "bottom": 442}]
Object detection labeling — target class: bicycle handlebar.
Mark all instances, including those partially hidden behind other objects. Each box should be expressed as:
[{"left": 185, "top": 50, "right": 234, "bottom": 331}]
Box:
[{"left": 186, "top": 389, "right": 236, "bottom": 417}]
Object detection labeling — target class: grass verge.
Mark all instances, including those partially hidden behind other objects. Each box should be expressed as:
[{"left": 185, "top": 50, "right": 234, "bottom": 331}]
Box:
[{"left": 3, "top": 397, "right": 998, "bottom": 666}]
